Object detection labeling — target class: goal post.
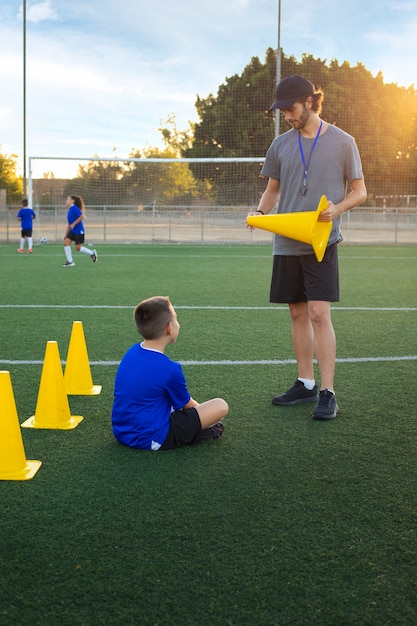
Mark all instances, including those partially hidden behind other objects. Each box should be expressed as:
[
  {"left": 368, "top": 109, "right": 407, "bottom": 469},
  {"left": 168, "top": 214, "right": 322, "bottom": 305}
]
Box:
[{"left": 27, "top": 156, "right": 271, "bottom": 245}]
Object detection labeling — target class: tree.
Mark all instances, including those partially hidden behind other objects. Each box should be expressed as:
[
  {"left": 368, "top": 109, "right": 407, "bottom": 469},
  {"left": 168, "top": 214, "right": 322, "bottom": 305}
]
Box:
[
  {"left": 183, "top": 50, "right": 417, "bottom": 198},
  {"left": 123, "top": 116, "right": 211, "bottom": 206},
  {"left": 60, "top": 118, "right": 211, "bottom": 207},
  {"left": 157, "top": 113, "right": 194, "bottom": 156},
  {"left": 0, "top": 148, "right": 22, "bottom": 204},
  {"left": 62, "top": 159, "right": 127, "bottom": 205}
]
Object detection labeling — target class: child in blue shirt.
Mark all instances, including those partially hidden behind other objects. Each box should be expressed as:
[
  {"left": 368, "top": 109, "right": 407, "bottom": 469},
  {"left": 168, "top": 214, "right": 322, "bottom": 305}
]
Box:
[
  {"left": 17, "top": 199, "right": 36, "bottom": 253},
  {"left": 63, "top": 194, "right": 97, "bottom": 267},
  {"left": 112, "top": 296, "right": 228, "bottom": 450}
]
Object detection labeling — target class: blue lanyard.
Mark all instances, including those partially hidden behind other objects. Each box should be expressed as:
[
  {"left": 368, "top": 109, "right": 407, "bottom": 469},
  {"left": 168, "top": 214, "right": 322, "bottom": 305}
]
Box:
[{"left": 298, "top": 120, "right": 322, "bottom": 195}]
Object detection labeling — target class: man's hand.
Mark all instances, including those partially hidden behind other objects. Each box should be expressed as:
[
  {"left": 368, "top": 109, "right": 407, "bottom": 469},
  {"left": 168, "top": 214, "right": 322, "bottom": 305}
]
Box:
[{"left": 318, "top": 200, "right": 338, "bottom": 222}]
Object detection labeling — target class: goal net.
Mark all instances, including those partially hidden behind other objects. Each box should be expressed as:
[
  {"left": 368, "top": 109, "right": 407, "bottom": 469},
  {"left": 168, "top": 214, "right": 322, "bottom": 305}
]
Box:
[{"left": 27, "top": 156, "right": 270, "bottom": 244}]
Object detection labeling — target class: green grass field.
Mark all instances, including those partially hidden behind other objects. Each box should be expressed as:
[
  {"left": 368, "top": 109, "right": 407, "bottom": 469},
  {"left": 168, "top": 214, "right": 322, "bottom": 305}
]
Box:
[{"left": 0, "top": 242, "right": 416, "bottom": 626}]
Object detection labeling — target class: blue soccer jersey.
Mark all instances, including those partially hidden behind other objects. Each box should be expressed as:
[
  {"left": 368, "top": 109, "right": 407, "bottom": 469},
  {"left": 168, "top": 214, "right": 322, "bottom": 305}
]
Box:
[
  {"left": 17, "top": 207, "right": 36, "bottom": 230},
  {"left": 67, "top": 205, "right": 84, "bottom": 234},
  {"left": 111, "top": 343, "right": 191, "bottom": 450}
]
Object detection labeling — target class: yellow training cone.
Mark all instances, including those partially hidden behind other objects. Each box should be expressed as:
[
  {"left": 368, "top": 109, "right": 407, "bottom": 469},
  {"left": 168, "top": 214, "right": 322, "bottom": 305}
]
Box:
[
  {"left": 0, "top": 371, "right": 42, "bottom": 480},
  {"left": 64, "top": 321, "right": 102, "bottom": 395},
  {"left": 21, "top": 341, "right": 83, "bottom": 430},
  {"left": 246, "top": 195, "right": 332, "bottom": 262}
]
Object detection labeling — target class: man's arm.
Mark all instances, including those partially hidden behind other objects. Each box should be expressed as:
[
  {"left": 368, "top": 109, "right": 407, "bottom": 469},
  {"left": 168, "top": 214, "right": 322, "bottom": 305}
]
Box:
[
  {"left": 256, "top": 177, "right": 281, "bottom": 215},
  {"left": 319, "top": 179, "right": 367, "bottom": 222}
]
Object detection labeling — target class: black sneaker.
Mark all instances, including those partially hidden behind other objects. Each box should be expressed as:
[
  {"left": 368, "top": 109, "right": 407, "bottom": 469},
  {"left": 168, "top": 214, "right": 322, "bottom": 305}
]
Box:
[
  {"left": 201, "top": 421, "right": 224, "bottom": 442},
  {"left": 312, "top": 389, "right": 339, "bottom": 420},
  {"left": 272, "top": 380, "right": 318, "bottom": 406},
  {"left": 62, "top": 261, "right": 75, "bottom": 267},
  {"left": 91, "top": 250, "right": 98, "bottom": 263}
]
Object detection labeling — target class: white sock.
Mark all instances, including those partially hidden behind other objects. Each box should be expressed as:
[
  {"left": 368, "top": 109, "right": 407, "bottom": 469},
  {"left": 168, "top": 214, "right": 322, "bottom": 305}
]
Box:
[
  {"left": 298, "top": 377, "right": 315, "bottom": 390},
  {"left": 20, "top": 238, "right": 25, "bottom": 249},
  {"left": 79, "top": 246, "right": 93, "bottom": 255},
  {"left": 28, "top": 237, "right": 33, "bottom": 249},
  {"left": 64, "top": 247, "right": 73, "bottom": 262}
]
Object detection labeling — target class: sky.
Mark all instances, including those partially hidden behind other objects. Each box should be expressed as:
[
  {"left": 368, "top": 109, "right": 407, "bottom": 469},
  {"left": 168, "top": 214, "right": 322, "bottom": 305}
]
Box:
[{"left": 0, "top": 0, "right": 416, "bottom": 177}]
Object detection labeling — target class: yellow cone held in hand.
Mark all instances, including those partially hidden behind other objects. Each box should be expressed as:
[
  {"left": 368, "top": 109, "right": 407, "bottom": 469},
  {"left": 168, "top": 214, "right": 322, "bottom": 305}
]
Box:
[
  {"left": 21, "top": 341, "right": 83, "bottom": 430},
  {"left": 246, "top": 195, "right": 332, "bottom": 262},
  {"left": 0, "top": 371, "right": 42, "bottom": 480},
  {"left": 64, "top": 321, "right": 102, "bottom": 395}
]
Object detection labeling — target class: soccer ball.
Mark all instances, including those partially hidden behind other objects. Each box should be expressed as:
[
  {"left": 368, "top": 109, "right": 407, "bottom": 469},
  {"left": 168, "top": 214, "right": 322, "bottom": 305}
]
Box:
[{"left": 39, "top": 236, "right": 48, "bottom": 244}]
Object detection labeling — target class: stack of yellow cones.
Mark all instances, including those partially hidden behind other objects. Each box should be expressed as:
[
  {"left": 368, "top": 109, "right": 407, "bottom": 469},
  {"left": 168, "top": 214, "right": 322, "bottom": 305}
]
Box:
[
  {"left": 21, "top": 341, "right": 83, "bottom": 430},
  {"left": 0, "top": 371, "right": 42, "bottom": 480},
  {"left": 64, "top": 321, "right": 102, "bottom": 395}
]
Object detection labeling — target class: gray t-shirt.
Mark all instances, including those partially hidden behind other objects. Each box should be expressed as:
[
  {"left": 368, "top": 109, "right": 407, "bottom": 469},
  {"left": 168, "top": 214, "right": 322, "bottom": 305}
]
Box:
[{"left": 261, "top": 123, "right": 364, "bottom": 255}]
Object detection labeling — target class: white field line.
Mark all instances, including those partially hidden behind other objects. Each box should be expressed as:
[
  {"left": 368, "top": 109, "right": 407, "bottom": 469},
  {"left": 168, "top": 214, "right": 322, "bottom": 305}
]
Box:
[
  {"left": 1, "top": 251, "right": 416, "bottom": 260},
  {"left": 1, "top": 356, "right": 416, "bottom": 366},
  {"left": 0, "top": 304, "right": 416, "bottom": 311},
  {"left": 1, "top": 305, "right": 415, "bottom": 365}
]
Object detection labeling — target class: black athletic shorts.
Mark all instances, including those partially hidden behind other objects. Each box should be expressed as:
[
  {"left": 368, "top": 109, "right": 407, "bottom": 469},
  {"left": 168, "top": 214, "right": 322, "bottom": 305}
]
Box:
[
  {"left": 21, "top": 229, "right": 32, "bottom": 237},
  {"left": 66, "top": 232, "right": 85, "bottom": 244},
  {"left": 160, "top": 407, "right": 202, "bottom": 450},
  {"left": 269, "top": 243, "right": 339, "bottom": 303}
]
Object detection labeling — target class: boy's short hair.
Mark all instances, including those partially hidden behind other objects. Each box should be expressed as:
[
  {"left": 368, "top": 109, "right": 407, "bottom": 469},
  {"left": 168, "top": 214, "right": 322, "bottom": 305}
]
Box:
[{"left": 134, "top": 296, "right": 174, "bottom": 340}]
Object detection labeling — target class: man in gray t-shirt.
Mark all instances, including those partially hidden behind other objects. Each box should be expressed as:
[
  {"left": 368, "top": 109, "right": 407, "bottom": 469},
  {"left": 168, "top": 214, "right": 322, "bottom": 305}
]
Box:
[{"left": 251, "top": 75, "right": 367, "bottom": 420}]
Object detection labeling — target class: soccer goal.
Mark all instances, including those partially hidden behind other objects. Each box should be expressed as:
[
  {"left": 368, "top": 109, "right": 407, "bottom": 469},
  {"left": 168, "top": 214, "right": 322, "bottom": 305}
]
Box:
[{"left": 27, "top": 156, "right": 270, "bottom": 244}]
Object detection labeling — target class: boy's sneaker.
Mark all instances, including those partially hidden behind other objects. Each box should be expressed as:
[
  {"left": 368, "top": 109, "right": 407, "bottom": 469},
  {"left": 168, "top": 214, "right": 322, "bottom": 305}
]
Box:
[
  {"left": 63, "top": 261, "right": 75, "bottom": 267},
  {"left": 272, "top": 380, "right": 318, "bottom": 406},
  {"left": 91, "top": 250, "right": 98, "bottom": 263},
  {"left": 312, "top": 389, "right": 339, "bottom": 420},
  {"left": 17, "top": 248, "right": 24, "bottom": 253},
  {"left": 27, "top": 248, "right": 33, "bottom": 253},
  {"left": 201, "top": 421, "right": 224, "bottom": 442}
]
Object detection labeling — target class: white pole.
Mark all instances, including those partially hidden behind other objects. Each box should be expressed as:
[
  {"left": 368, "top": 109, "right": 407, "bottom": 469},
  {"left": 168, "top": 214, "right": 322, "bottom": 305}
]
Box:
[
  {"left": 275, "top": 0, "right": 282, "bottom": 138},
  {"left": 23, "top": 0, "right": 27, "bottom": 195}
]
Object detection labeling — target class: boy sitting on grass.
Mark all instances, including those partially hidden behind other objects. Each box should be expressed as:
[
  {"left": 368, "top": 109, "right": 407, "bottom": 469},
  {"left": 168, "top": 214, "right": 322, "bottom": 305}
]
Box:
[{"left": 112, "top": 295, "right": 228, "bottom": 450}]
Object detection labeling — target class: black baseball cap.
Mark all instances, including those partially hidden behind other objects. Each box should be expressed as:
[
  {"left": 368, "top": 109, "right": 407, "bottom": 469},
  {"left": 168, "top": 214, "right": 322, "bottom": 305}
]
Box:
[{"left": 269, "top": 75, "right": 315, "bottom": 111}]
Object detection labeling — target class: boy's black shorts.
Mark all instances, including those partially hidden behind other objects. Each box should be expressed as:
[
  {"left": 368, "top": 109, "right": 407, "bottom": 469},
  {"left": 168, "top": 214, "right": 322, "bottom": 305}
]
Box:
[
  {"left": 66, "top": 232, "right": 85, "bottom": 244},
  {"left": 269, "top": 243, "right": 339, "bottom": 303},
  {"left": 160, "top": 407, "right": 202, "bottom": 450},
  {"left": 21, "top": 229, "right": 32, "bottom": 237}
]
